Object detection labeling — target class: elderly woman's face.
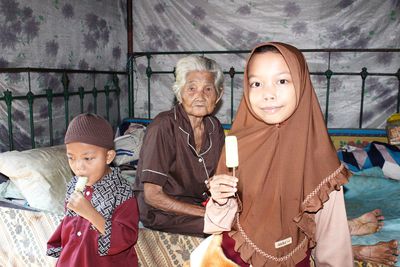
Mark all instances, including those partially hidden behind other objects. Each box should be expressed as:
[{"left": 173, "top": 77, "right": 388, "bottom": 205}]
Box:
[{"left": 181, "top": 71, "right": 218, "bottom": 118}]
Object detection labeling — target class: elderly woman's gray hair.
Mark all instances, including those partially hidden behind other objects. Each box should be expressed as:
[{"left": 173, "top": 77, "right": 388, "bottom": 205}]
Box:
[{"left": 172, "top": 55, "right": 224, "bottom": 103}]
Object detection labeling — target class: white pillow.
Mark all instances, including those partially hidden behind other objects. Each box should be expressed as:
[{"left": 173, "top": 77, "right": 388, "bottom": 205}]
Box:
[
  {"left": 0, "top": 145, "right": 72, "bottom": 214},
  {"left": 113, "top": 123, "right": 145, "bottom": 166}
]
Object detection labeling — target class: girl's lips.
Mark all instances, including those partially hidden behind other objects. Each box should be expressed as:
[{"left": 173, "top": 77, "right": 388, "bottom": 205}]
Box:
[{"left": 261, "top": 106, "right": 282, "bottom": 113}]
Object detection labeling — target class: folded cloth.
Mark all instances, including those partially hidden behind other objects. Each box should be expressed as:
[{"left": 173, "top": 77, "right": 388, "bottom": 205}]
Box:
[
  {"left": 113, "top": 123, "right": 145, "bottom": 166},
  {"left": 337, "top": 141, "right": 400, "bottom": 180}
]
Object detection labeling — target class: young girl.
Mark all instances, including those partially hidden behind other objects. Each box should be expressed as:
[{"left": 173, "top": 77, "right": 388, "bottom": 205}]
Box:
[
  {"left": 47, "top": 113, "right": 139, "bottom": 267},
  {"left": 207, "top": 42, "right": 353, "bottom": 266}
]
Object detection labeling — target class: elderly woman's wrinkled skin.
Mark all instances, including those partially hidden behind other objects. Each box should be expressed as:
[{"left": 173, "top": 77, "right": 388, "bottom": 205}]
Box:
[
  {"left": 144, "top": 70, "right": 221, "bottom": 218},
  {"left": 181, "top": 71, "right": 220, "bottom": 152},
  {"left": 181, "top": 71, "right": 219, "bottom": 119},
  {"left": 349, "top": 209, "right": 398, "bottom": 266}
]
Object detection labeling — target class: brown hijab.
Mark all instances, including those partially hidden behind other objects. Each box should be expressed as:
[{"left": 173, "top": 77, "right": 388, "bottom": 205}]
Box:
[{"left": 216, "top": 42, "right": 351, "bottom": 266}]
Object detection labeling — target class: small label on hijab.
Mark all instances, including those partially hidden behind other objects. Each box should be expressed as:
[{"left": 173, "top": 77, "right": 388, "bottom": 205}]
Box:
[{"left": 275, "top": 237, "right": 292, "bottom": 248}]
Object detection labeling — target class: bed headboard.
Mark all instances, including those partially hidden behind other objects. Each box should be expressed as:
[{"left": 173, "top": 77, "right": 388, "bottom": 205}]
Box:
[
  {"left": 128, "top": 49, "right": 400, "bottom": 127},
  {"left": 120, "top": 118, "right": 389, "bottom": 150},
  {"left": 1, "top": 48, "right": 399, "bottom": 152},
  {"left": 0, "top": 67, "right": 126, "bottom": 151}
]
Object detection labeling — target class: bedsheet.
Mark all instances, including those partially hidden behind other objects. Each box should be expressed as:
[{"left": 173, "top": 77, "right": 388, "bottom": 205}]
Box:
[
  {"left": 345, "top": 167, "right": 400, "bottom": 266},
  {"left": 0, "top": 206, "right": 203, "bottom": 267},
  {"left": 0, "top": 206, "right": 60, "bottom": 267},
  {"left": 1, "top": 167, "right": 398, "bottom": 266}
]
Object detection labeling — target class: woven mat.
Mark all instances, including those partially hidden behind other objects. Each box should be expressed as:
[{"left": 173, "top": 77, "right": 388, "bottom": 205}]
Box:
[
  {"left": 0, "top": 206, "right": 203, "bottom": 267},
  {"left": 0, "top": 206, "right": 385, "bottom": 267}
]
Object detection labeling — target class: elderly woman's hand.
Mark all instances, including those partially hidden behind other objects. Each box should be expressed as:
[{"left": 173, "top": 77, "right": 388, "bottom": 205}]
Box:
[{"left": 209, "top": 174, "right": 238, "bottom": 205}]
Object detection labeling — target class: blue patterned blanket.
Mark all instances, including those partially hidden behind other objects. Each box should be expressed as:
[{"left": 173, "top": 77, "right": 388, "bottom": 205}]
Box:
[{"left": 338, "top": 141, "right": 400, "bottom": 180}]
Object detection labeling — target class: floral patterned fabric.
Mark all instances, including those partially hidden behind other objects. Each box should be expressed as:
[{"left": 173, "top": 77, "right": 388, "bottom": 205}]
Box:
[
  {"left": 0, "top": 0, "right": 128, "bottom": 151},
  {"left": 131, "top": 1, "right": 400, "bottom": 128},
  {"left": 1, "top": 1, "right": 399, "bottom": 152},
  {"left": 0, "top": 206, "right": 203, "bottom": 267}
]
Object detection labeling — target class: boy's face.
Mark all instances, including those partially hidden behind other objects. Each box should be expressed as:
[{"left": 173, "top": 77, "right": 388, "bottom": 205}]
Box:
[
  {"left": 247, "top": 51, "right": 297, "bottom": 125},
  {"left": 66, "top": 142, "right": 116, "bottom": 186}
]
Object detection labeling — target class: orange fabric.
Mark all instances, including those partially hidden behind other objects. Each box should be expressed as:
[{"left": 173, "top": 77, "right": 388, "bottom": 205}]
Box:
[{"left": 216, "top": 42, "right": 351, "bottom": 266}]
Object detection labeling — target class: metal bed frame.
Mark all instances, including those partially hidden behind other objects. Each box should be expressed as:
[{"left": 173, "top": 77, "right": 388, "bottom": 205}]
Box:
[
  {"left": 1, "top": 48, "right": 399, "bottom": 151},
  {"left": 128, "top": 49, "right": 400, "bottom": 126}
]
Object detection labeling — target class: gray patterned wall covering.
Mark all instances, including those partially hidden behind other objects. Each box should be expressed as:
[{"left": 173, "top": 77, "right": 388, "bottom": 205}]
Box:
[
  {"left": 0, "top": 0, "right": 399, "bottom": 151},
  {"left": 0, "top": 0, "right": 127, "bottom": 151},
  {"left": 131, "top": 0, "right": 400, "bottom": 128}
]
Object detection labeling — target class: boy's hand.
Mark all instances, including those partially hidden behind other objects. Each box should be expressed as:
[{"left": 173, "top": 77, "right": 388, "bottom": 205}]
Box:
[
  {"left": 67, "top": 191, "right": 94, "bottom": 218},
  {"left": 67, "top": 191, "right": 106, "bottom": 234}
]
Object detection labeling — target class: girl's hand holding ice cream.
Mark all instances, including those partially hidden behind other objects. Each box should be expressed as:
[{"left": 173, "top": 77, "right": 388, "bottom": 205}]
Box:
[
  {"left": 209, "top": 174, "right": 238, "bottom": 205},
  {"left": 209, "top": 136, "right": 239, "bottom": 205}
]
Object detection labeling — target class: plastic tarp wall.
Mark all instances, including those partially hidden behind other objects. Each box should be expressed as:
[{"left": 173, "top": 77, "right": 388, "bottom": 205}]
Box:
[
  {"left": 132, "top": 0, "right": 400, "bottom": 128},
  {"left": 0, "top": 0, "right": 128, "bottom": 151},
  {"left": 0, "top": 0, "right": 399, "bottom": 151}
]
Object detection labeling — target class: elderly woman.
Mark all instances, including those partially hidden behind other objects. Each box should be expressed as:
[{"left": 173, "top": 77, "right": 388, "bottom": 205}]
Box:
[{"left": 133, "top": 55, "right": 225, "bottom": 236}]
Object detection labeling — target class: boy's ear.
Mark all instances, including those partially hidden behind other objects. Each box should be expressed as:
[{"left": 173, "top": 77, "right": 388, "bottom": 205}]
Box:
[{"left": 106, "top": 150, "right": 116, "bottom": 165}]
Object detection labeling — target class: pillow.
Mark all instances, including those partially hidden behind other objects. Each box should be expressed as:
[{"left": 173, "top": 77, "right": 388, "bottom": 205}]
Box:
[
  {"left": 330, "top": 135, "right": 388, "bottom": 150},
  {"left": 0, "top": 145, "right": 72, "bottom": 214},
  {"left": 113, "top": 123, "right": 145, "bottom": 166}
]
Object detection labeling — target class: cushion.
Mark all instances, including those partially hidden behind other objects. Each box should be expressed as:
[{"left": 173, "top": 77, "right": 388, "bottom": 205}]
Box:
[
  {"left": 0, "top": 145, "right": 72, "bottom": 213},
  {"left": 113, "top": 123, "right": 145, "bottom": 166},
  {"left": 327, "top": 129, "right": 388, "bottom": 150}
]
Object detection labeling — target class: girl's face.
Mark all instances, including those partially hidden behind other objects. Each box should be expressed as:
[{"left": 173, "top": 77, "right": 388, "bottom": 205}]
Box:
[
  {"left": 247, "top": 52, "right": 297, "bottom": 125},
  {"left": 66, "top": 142, "right": 115, "bottom": 186},
  {"left": 180, "top": 71, "right": 219, "bottom": 119}
]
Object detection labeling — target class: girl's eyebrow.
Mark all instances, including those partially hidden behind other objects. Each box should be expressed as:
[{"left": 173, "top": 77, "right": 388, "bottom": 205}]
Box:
[
  {"left": 277, "top": 71, "right": 291, "bottom": 75},
  {"left": 248, "top": 72, "right": 291, "bottom": 79}
]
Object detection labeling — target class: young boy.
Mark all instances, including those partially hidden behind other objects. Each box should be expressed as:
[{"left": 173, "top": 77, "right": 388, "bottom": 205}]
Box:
[{"left": 47, "top": 113, "right": 139, "bottom": 267}]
